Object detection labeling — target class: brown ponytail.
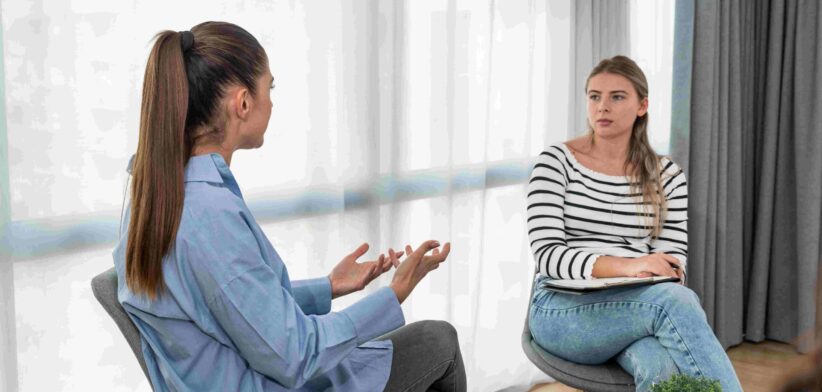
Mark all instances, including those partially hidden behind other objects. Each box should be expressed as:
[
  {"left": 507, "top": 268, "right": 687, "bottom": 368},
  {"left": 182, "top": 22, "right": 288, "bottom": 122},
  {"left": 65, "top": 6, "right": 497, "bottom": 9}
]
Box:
[
  {"left": 126, "top": 22, "right": 267, "bottom": 299},
  {"left": 126, "top": 31, "right": 190, "bottom": 299}
]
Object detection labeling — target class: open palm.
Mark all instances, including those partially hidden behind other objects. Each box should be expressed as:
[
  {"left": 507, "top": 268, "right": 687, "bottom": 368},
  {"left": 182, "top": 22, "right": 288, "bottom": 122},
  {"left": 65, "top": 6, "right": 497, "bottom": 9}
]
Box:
[{"left": 329, "top": 243, "right": 404, "bottom": 298}]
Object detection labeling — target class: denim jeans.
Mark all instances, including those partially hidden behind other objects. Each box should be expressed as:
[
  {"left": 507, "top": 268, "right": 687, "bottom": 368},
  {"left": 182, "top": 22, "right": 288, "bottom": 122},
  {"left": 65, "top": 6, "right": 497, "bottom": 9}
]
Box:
[{"left": 529, "top": 275, "right": 742, "bottom": 391}]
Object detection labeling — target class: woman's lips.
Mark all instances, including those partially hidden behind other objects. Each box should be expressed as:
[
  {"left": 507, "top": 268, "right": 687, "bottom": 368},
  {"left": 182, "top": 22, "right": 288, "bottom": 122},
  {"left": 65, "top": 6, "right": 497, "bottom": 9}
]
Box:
[{"left": 597, "top": 119, "right": 613, "bottom": 126}]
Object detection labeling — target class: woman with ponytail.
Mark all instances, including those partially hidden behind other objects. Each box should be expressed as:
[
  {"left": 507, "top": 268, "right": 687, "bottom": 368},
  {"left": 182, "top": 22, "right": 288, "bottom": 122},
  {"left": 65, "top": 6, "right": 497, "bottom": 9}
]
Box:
[
  {"left": 114, "top": 22, "right": 465, "bottom": 391},
  {"left": 525, "top": 56, "right": 742, "bottom": 391}
]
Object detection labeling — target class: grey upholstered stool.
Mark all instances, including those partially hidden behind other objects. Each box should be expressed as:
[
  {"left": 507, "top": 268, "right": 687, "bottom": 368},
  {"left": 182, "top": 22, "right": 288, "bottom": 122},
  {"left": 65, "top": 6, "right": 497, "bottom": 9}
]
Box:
[
  {"left": 91, "top": 267, "right": 153, "bottom": 388},
  {"left": 522, "top": 275, "right": 635, "bottom": 391}
]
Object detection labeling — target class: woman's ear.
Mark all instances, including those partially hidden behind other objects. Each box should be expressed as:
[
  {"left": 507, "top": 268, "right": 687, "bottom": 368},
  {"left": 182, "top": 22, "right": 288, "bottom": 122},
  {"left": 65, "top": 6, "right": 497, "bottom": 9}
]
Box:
[
  {"left": 232, "top": 87, "right": 252, "bottom": 120},
  {"left": 637, "top": 97, "right": 649, "bottom": 117}
]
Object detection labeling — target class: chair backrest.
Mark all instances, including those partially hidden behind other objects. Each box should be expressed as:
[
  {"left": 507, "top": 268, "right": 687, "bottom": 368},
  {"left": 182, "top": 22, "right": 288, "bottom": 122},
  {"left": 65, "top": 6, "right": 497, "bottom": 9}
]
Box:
[
  {"left": 521, "top": 275, "right": 635, "bottom": 392},
  {"left": 91, "top": 267, "right": 152, "bottom": 385}
]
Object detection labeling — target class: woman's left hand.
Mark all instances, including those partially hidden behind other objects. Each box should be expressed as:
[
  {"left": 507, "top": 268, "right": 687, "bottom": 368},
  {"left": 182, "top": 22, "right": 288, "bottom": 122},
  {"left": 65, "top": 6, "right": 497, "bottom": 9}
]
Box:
[{"left": 329, "top": 243, "right": 404, "bottom": 298}]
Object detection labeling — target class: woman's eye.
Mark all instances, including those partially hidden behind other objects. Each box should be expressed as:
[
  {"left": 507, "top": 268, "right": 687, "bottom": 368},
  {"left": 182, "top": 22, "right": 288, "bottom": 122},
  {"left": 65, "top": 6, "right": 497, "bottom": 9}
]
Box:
[
  {"left": 589, "top": 95, "right": 600, "bottom": 101},
  {"left": 613, "top": 95, "right": 624, "bottom": 101}
]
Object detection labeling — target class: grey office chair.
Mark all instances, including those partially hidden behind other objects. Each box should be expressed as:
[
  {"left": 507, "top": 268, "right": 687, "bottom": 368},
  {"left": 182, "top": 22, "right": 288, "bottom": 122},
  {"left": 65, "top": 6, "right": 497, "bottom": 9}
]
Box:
[
  {"left": 522, "top": 275, "right": 635, "bottom": 391},
  {"left": 91, "top": 267, "right": 152, "bottom": 388}
]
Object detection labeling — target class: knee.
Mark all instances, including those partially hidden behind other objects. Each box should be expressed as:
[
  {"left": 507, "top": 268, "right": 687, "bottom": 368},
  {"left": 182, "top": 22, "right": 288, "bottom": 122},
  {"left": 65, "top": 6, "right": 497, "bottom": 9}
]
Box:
[
  {"left": 654, "top": 283, "right": 703, "bottom": 316},
  {"left": 418, "top": 320, "right": 460, "bottom": 357}
]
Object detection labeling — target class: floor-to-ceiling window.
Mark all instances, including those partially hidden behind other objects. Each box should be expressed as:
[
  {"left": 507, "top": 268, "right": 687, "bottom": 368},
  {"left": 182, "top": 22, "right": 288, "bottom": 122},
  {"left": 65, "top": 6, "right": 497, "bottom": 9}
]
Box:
[{"left": 0, "top": 1, "right": 674, "bottom": 390}]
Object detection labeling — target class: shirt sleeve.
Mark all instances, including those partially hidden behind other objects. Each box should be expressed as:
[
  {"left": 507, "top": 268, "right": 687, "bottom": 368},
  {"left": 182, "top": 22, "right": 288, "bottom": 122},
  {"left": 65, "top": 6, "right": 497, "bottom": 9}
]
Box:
[
  {"left": 290, "top": 277, "right": 332, "bottom": 315},
  {"left": 187, "top": 207, "right": 405, "bottom": 389},
  {"left": 526, "top": 148, "right": 601, "bottom": 280},
  {"left": 650, "top": 160, "right": 689, "bottom": 275}
]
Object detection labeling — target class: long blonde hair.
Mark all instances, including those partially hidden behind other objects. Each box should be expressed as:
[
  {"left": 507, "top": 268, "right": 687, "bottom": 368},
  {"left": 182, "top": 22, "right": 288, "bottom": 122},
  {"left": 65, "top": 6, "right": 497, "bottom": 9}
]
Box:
[{"left": 585, "top": 55, "right": 666, "bottom": 237}]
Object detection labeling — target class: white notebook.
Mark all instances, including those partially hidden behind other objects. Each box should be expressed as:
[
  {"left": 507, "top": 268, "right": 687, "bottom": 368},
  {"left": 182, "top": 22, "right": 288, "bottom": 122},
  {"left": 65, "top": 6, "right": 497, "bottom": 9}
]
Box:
[{"left": 540, "top": 276, "right": 680, "bottom": 294}]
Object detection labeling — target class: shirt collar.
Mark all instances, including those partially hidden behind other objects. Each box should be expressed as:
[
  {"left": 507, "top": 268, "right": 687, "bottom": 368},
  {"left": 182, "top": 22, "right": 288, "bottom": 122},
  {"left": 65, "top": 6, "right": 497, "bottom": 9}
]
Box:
[
  {"left": 184, "top": 154, "right": 225, "bottom": 184},
  {"left": 125, "top": 153, "right": 243, "bottom": 199}
]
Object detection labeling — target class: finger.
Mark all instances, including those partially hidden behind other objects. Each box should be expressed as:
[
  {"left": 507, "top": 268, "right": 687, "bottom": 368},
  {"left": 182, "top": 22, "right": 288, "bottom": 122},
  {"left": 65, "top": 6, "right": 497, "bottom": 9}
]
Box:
[
  {"left": 636, "top": 271, "right": 653, "bottom": 278},
  {"left": 388, "top": 248, "right": 401, "bottom": 268},
  {"left": 648, "top": 262, "right": 675, "bottom": 278},
  {"left": 348, "top": 243, "right": 370, "bottom": 261},
  {"left": 648, "top": 256, "right": 677, "bottom": 278},
  {"left": 405, "top": 244, "right": 413, "bottom": 257},
  {"left": 658, "top": 253, "right": 682, "bottom": 268},
  {"left": 438, "top": 242, "right": 451, "bottom": 260},
  {"left": 365, "top": 263, "right": 379, "bottom": 281},
  {"left": 378, "top": 254, "right": 387, "bottom": 271},
  {"left": 656, "top": 262, "right": 676, "bottom": 278},
  {"left": 666, "top": 259, "right": 682, "bottom": 277},
  {"left": 429, "top": 242, "right": 451, "bottom": 263},
  {"left": 663, "top": 264, "right": 678, "bottom": 278},
  {"left": 381, "top": 254, "right": 393, "bottom": 272},
  {"left": 395, "top": 250, "right": 405, "bottom": 258},
  {"left": 414, "top": 240, "right": 441, "bottom": 258}
]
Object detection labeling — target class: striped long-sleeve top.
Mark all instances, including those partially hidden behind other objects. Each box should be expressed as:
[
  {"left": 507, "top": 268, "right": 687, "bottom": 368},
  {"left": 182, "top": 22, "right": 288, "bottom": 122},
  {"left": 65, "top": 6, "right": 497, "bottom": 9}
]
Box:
[{"left": 526, "top": 143, "right": 688, "bottom": 280}]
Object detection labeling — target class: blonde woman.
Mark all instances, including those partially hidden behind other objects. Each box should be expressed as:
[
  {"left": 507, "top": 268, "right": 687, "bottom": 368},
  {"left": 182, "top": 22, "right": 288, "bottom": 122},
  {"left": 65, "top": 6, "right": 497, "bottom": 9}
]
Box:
[{"left": 526, "top": 56, "right": 742, "bottom": 391}]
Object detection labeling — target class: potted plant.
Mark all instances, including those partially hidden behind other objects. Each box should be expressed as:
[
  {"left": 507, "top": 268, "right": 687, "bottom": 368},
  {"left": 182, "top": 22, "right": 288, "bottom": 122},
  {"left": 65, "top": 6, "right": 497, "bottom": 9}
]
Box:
[{"left": 650, "top": 374, "right": 722, "bottom": 391}]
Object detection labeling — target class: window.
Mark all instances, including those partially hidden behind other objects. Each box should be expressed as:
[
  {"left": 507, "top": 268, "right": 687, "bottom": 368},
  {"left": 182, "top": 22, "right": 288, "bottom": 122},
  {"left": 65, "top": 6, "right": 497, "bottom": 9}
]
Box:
[{"left": 630, "top": 0, "right": 675, "bottom": 155}]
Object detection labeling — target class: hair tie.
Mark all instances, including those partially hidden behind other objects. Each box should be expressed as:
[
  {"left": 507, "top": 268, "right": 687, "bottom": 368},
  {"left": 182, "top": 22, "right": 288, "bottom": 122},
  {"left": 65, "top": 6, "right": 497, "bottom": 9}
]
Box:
[{"left": 179, "top": 31, "right": 194, "bottom": 53}]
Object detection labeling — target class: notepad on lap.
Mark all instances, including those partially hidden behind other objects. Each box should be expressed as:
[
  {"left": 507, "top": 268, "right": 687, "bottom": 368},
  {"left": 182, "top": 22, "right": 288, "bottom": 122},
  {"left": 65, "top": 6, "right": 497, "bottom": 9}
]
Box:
[{"left": 540, "top": 276, "right": 680, "bottom": 295}]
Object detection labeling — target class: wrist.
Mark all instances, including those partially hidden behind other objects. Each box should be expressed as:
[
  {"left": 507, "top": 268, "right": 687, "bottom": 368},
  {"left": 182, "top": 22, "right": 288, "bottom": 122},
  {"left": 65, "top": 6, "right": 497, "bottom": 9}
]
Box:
[
  {"left": 612, "top": 257, "right": 631, "bottom": 275},
  {"left": 328, "top": 274, "right": 341, "bottom": 299},
  {"left": 389, "top": 282, "right": 408, "bottom": 304}
]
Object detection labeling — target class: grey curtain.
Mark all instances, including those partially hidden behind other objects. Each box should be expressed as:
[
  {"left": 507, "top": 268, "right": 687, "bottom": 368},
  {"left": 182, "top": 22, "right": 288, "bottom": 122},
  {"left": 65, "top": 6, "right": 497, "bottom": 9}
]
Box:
[
  {"left": 569, "top": 0, "right": 630, "bottom": 137},
  {"left": 672, "top": 0, "right": 822, "bottom": 353}
]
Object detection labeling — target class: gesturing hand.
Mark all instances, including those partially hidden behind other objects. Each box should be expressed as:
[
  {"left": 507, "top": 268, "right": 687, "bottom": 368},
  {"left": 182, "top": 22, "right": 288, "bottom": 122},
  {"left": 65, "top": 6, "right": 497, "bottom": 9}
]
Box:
[
  {"left": 389, "top": 240, "right": 451, "bottom": 304},
  {"left": 329, "top": 243, "right": 404, "bottom": 299}
]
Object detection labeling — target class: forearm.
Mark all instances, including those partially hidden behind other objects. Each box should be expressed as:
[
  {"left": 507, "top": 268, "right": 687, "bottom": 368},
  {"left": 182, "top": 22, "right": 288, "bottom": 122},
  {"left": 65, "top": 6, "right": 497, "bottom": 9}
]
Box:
[
  {"left": 532, "top": 243, "right": 600, "bottom": 279},
  {"left": 591, "top": 256, "right": 632, "bottom": 278}
]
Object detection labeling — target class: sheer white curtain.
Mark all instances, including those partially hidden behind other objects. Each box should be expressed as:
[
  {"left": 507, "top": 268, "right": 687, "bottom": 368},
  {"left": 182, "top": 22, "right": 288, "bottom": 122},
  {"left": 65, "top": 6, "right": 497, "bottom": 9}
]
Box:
[
  {"left": 1, "top": 0, "right": 675, "bottom": 390},
  {"left": 2, "top": 1, "right": 577, "bottom": 390},
  {"left": 629, "top": 0, "right": 675, "bottom": 155}
]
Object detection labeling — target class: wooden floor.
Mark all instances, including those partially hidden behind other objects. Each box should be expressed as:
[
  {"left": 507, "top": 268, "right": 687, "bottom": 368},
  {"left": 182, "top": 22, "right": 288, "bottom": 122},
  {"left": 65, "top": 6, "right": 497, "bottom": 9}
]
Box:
[{"left": 529, "top": 340, "right": 807, "bottom": 392}]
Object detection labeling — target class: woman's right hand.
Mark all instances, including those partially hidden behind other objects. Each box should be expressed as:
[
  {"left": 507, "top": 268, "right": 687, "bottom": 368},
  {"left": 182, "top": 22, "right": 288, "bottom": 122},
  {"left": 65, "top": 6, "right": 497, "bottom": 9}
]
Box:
[
  {"left": 388, "top": 240, "right": 451, "bottom": 304},
  {"left": 629, "top": 252, "right": 682, "bottom": 280}
]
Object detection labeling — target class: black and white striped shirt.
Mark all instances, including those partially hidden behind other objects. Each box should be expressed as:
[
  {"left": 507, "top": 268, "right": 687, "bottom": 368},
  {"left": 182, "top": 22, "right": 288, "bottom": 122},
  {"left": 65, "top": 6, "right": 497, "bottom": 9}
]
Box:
[{"left": 526, "top": 143, "right": 688, "bottom": 280}]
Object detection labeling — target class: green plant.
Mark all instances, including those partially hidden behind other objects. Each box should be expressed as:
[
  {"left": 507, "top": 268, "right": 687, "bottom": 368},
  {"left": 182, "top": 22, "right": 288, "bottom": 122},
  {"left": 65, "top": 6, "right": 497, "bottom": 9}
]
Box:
[{"left": 649, "top": 374, "right": 722, "bottom": 392}]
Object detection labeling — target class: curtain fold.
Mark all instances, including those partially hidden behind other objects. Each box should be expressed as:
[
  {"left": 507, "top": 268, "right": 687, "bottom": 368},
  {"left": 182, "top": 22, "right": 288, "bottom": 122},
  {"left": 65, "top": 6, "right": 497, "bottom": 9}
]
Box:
[
  {"left": 670, "top": 0, "right": 694, "bottom": 173},
  {"left": 675, "top": 0, "right": 822, "bottom": 353},
  {"left": 569, "top": 0, "right": 630, "bottom": 137}
]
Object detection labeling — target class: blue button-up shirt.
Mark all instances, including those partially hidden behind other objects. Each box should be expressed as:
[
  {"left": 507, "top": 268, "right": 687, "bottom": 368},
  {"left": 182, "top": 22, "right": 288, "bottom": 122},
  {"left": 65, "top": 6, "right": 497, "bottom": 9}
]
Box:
[{"left": 113, "top": 153, "right": 405, "bottom": 391}]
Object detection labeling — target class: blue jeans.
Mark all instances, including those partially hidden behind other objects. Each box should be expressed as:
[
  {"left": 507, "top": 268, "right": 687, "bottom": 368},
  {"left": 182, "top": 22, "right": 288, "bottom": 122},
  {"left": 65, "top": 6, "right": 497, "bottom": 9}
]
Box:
[{"left": 529, "top": 275, "right": 742, "bottom": 391}]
